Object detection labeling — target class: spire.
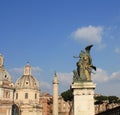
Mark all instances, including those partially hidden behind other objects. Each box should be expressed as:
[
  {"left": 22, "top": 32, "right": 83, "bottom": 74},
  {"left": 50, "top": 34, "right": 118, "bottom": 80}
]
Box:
[
  {"left": 54, "top": 71, "right": 57, "bottom": 77},
  {"left": 24, "top": 62, "right": 32, "bottom": 75},
  {"left": 0, "top": 54, "right": 4, "bottom": 67},
  {"left": 53, "top": 72, "right": 59, "bottom": 84}
]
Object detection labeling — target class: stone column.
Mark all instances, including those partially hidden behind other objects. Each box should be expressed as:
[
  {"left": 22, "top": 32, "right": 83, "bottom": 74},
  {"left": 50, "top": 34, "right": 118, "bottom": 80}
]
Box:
[
  {"left": 71, "top": 82, "right": 96, "bottom": 115},
  {"left": 52, "top": 73, "right": 59, "bottom": 115}
]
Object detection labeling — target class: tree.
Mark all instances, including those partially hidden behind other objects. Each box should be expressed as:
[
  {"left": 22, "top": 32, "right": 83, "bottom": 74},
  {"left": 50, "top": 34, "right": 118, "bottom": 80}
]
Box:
[
  {"left": 61, "top": 89, "right": 73, "bottom": 115},
  {"left": 107, "top": 96, "right": 120, "bottom": 108},
  {"left": 95, "top": 95, "right": 108, "bottom": 112},
  {"left": 95, "top": 95, "right": 120, "bottom": 112},
  {"left": 107, "top": 96, "right": 119, "bottom": 104},
  {"left": 95, "top": 95, "right": 108, "bottom": 105},
  {"left": 61, "top": 89, "right": 73, "bottom": 102}
]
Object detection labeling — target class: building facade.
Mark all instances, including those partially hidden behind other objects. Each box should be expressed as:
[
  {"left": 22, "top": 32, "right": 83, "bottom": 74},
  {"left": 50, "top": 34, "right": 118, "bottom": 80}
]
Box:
[
  {"left": 58, "top": 96, "right": 72, "bottom": 115},
  {"left": 40, "top": 92, "right": 52, "bottom": 115},
  {"left": 0, "top": 54, "right": 43, "bottom": 115},
  {"left": 14, "top": 63, "right": 42, "bottom": 115},
  {"left": 0, "top": 54, "right": 14, "bottom": 115}
]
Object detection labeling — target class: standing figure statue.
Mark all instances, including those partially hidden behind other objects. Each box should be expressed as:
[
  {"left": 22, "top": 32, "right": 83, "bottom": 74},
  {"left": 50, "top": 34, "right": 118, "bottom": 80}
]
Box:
[{"left": 73, "top": 45, "right": 96, "bottom": 82}]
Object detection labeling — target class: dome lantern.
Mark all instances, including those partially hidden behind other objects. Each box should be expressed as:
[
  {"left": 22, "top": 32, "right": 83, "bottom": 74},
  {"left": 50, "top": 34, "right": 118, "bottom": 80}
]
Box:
[
  {"left": 0, "top": 54, "right": 4, "bottom": 67},
  {"left": 24, "top": 62, "right": 31, "bottom": 76}
]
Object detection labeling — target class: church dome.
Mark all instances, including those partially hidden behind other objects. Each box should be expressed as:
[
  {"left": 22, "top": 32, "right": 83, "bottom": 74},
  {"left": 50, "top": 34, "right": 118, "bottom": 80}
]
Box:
[
  {"left": 15, "top": 63, "right": 39, "bottom": 90},
  {"left": 0, "top": 54, "right": 12, "bottom": 82}
]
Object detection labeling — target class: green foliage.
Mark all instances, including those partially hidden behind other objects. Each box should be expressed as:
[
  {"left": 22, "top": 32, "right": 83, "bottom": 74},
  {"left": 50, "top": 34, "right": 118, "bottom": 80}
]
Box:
[
  {"left": 107, "top": 96, "right": 119, "bottom": 104},
  {"left": 61, "top": 89, "right": 73, "bottom": 102},
  {"left": 95, "top": 95, "right": 108, "bottom": 105},
  {"left": 95, "top": 95, "right": 120, "bottom": 105},
  {"left": 95, "top": 95, "right": 108, "bottom": 101},
  {"left": 117, "top": 99, "right": 120, "bottom": 103},
  {"left": 61, "top": 89, "right": 120, "bottom": 106}
]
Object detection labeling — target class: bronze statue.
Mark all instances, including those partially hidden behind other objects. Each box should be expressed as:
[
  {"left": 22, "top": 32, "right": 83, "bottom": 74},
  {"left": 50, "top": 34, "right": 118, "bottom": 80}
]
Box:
[{"left": 73, "top": 45, "right": 96, "bottom": 82}]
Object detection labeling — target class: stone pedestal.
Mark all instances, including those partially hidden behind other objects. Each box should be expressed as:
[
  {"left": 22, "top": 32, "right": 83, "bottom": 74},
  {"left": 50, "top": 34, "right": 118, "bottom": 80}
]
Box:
[{"left": 71, "top": 82, "right": 96, "bottom": 115}]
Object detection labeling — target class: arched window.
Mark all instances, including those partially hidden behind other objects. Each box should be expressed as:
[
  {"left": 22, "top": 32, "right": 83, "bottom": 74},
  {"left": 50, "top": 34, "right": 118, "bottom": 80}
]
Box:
[{"left": 12, "top": 104, "right": 19, "bottom": 115}]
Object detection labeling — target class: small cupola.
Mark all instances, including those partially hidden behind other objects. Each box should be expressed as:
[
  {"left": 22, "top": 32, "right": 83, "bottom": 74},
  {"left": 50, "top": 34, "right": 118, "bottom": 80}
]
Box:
[
  {"left": 24, "top": 62, "right": 31, "bottom": 76},
  {"left": 0, "top": 54, "right": 4, "bottom": 67}
]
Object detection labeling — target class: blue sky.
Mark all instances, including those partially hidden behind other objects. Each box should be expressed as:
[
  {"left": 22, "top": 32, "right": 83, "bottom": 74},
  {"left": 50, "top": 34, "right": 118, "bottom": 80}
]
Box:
[{"left": 0, "top": 0, "right": 120, "bottom": 97}]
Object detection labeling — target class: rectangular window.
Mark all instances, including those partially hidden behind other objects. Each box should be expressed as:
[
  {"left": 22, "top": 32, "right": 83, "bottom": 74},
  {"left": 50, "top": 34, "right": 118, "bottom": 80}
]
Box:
[
  {"left": 4, "top": 90, "right": 10, "bottom": 98},
  {"left": 16, "top": 93, "right": 18, "bottom": 99},
  {"left": 35, "top": 93, "right": 37, "bottom": 99},
  {"left": 25, "top": 93, "right": 28, "bottom": 99}
]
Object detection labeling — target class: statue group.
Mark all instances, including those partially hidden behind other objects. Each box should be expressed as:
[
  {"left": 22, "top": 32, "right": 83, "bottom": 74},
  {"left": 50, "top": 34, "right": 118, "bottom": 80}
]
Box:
[{"left": 73, "top": 45, "right": 96, "bottom": 82}]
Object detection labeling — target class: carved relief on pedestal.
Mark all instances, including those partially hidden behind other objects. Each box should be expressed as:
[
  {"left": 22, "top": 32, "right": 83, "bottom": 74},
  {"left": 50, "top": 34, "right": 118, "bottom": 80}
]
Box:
[{"left": 73, "top": 88, "right": 94, "bottom": 96}]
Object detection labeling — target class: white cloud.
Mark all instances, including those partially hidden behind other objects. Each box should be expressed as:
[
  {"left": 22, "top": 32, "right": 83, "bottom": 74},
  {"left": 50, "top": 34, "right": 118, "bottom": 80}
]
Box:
[
  {"left": 56, "top": 69, "right": 120, "bottom": 96},
  {"left": 38, "top": 72, "right": 73, "bottom": 94},
  {"left": 39, "top": 81, "right": 52, "bottom": 91},
  {"left": 92, "top": 68, "right": 109, "bottom": 82},
  {"left": 9, "top": 66, "right": 42, "bottom": 82},
  {"left": 32, "top": 66, "right": 42, "bottom": 76},
  {"left": 92, "top": 68, "right": 120, "bottom": 83},
  {"left": 9, "top": 67, "right": 23, "bottom": 81},
  {"left": 9, "top": 67, "right": 23, "bottom": 75},
  {"left": 72, "top": 25, "right": 103, "bottom": 44},
  {"left": 92, "top": 68, "right": 120, "bottom": 97},
  {"left": 57, "top": 72, "right": 73, "bottom": 86},
  {"left": 56, "top": 69, "right": 120, "bottom": 92},
  {"left": 56, "top": 68, "right": 120, "bottom": 85},
  {"left": 110, "top": 71, "right": 120, "bottom": 80},
  {"left": 115, "top": 48, "right": 120, "bottom": 54}
]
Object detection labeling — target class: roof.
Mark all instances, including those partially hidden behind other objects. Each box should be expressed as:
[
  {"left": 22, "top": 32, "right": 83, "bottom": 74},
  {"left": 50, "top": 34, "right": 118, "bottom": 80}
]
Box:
[{"left": 15, "top": 64, "right": 39, "bottom": 90}]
